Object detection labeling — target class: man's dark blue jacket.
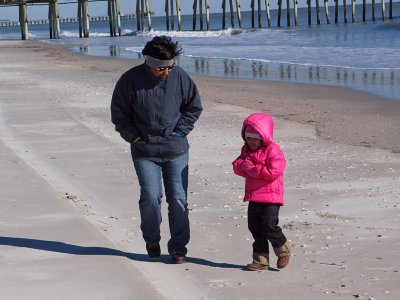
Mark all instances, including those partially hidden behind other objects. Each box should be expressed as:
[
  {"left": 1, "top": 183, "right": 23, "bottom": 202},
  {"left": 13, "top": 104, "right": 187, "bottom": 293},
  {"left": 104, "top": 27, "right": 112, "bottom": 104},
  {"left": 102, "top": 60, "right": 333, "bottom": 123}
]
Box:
[{"left": 111, "top": 63, "right": 203, "bottom": 162}]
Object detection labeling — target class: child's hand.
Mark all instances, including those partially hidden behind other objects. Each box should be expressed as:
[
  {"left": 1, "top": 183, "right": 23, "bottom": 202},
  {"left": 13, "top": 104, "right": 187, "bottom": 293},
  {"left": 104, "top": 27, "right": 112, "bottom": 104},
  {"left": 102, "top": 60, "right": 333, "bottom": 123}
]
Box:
[{"left": 240, "top": 158, "right": 255, "bottom": 171}]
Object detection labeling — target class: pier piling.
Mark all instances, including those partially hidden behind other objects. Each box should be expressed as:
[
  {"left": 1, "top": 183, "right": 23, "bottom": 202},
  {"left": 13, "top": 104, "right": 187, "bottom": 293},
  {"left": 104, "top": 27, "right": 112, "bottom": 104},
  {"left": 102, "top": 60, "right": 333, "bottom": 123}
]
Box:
[
  {"left": 372, "top": 0, "right": 376, "bottom": 21},
  {"left": 145, "top": 0, "right": 152, "bottom": 30},
  {"left": 193, "top": 0, "right": 197, "bottom": 30},
  {"left": 277, "top": 0, "right": 282, "bottom": 27},
  {"left": 265, "top": 0, "right": 271, "bottom": 27},
  {"left": 324, "top": 0, "right": 330, "bottom": 24},
  {"left": 18, "top": 2, "right": 27, "bottom": 40},
  {"left": 316, "top": 0, "right": 321, "bottom": 25},
  {"left": 381, "top": 0, "right": 386, "bottom": 21},
  {"left": 236, "top": 0, "right": 242, "bottom": 28},
  {"left": 49, "top": 0, "right": 60, "bottom": 39}
]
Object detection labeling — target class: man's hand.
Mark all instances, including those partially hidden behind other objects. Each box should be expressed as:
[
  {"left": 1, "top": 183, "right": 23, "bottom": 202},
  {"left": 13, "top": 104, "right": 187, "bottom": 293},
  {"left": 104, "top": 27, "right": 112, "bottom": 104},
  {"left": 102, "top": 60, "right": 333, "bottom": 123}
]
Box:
[{"left": 169, "top": 132, "right": 183, "bottom": 137}]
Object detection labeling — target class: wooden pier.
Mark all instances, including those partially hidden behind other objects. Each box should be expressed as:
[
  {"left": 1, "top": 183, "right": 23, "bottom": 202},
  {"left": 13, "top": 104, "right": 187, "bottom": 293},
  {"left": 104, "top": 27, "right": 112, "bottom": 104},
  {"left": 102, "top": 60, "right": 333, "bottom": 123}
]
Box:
[
  {"left": 0, "top": 0, "right": 398, "bottom": 40},
  {"left": 0, "top": 0, "right": 124, "bottom": 38}
]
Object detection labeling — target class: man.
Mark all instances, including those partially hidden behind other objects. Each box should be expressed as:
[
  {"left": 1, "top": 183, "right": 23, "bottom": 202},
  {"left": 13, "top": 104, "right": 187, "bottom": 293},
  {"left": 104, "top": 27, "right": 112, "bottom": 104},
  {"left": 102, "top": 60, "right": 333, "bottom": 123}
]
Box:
[{"left": 111, "top": 36, "right": 202, "bottom": 264}]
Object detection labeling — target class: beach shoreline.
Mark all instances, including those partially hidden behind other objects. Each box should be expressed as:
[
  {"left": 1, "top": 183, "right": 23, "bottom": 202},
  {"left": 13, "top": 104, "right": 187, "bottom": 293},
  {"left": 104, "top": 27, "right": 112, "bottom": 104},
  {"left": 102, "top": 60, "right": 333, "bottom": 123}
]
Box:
[
  {"left": 40, "top": 39, "right": 400, "bottom": 153},
  {"left": 1, "top": 40, "right": 399, "bottom": 299}
]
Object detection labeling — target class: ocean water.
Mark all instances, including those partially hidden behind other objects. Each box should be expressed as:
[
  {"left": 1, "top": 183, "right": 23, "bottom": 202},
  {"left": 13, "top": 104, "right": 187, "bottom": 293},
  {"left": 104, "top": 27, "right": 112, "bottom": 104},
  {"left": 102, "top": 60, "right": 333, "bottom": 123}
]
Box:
[{"left": 1, "top": 4, "right": 400, "bottom": 101}]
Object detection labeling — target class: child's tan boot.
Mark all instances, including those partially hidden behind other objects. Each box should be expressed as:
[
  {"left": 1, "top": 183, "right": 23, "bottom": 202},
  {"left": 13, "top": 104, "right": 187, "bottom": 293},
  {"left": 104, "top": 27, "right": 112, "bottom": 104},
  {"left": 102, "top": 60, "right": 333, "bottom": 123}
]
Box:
[
  {"left": 245, "top": 252, "right": 269, "bottom": 271},
  {"left": 273, "top": 242, "right": 291, "bottom": 269}
]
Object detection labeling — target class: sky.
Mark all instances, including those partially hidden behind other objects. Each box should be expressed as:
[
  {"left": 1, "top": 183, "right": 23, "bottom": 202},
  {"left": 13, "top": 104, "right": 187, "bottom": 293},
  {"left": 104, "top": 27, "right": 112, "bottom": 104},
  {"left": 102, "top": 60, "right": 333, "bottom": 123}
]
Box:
[{"left": 1, "top": 0, "right": 262, "bottom": 21}]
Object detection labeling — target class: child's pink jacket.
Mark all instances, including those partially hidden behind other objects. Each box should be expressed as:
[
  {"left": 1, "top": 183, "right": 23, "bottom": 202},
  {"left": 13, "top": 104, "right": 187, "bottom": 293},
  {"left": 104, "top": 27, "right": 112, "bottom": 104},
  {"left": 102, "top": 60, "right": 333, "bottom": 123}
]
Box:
[{"left": 232, "top": 113, "right": 286, "bottom": 205}]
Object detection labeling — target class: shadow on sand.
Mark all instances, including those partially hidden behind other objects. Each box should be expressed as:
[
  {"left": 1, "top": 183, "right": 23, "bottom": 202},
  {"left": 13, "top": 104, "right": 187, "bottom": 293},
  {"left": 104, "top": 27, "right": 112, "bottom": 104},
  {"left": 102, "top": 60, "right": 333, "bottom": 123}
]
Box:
[{"left": 1, "top": 236, "right": 243, "bottom": 269}]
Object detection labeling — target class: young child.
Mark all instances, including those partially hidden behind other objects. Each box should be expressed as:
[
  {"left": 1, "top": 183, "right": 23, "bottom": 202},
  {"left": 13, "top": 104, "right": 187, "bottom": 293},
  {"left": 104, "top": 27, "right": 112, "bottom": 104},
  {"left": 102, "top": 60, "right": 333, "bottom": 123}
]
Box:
[{"left": 232, "top": 112, "right": 291, "bottom": 271}]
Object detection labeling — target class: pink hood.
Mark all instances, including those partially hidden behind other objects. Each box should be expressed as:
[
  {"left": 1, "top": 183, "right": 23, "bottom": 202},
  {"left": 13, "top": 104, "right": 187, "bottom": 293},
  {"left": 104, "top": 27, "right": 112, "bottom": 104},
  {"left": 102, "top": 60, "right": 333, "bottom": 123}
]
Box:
[{"left": 241, "top": 112, "right": 274, "bottom": 145}]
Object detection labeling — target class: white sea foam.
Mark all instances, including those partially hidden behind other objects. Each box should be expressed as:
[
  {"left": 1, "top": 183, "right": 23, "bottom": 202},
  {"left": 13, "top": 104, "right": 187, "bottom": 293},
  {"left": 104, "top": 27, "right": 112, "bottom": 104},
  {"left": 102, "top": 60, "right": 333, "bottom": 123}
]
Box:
[
  {"left": 135, "top": 28, "right": 243, "bottom": 38},
  {"left": 61, "top": 30, "right": 79, "bottom": 38}
]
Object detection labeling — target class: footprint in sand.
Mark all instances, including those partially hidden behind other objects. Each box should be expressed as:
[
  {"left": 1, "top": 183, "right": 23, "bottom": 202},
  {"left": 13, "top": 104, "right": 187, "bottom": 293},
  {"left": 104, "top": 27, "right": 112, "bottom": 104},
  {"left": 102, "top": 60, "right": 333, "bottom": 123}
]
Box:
[{"left": 208, "top": 279, "right": 229, "bottom": 288}]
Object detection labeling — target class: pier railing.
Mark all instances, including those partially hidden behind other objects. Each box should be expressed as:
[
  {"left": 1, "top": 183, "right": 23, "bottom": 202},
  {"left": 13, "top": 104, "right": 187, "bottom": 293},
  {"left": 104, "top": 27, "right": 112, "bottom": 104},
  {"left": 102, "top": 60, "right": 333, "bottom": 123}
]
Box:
[
  {"left": 0, "top": 0, "right": 399, "bottom": 40},
  {"left": 0, "top": 12, "right": 135, "bottom": 26}
]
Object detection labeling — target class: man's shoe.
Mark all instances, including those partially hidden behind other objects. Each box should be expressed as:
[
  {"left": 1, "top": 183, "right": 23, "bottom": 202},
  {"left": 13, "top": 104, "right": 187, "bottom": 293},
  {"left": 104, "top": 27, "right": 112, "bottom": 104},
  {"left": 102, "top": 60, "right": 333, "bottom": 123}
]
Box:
[
  {"left": 171, "top": 253, "right": 186, "bottom": 264},
  {"left": 146, "top": 243, "right": 161, "bottom": 258}
]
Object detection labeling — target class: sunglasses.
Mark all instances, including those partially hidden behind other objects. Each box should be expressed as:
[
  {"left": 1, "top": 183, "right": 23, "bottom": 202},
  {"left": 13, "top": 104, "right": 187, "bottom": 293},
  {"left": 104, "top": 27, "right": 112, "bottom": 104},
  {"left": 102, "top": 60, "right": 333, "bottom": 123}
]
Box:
[{"left": 157, "top": 64, "right": 175, "bottom": 72}]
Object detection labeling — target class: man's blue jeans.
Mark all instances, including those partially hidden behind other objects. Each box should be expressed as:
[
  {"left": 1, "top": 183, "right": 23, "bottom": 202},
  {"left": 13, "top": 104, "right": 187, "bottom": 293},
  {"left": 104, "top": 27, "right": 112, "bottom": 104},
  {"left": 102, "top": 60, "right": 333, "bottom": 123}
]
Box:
[{"left": 133, "top": 152, "right": 190, "bottom": 255}]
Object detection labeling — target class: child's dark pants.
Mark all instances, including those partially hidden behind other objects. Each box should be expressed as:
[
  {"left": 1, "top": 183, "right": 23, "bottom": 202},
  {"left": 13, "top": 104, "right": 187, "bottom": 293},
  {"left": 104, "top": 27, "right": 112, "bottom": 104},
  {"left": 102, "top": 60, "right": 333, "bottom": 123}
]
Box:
[{"left": 248, "top": 202, "right": 287, "bottom": 253}]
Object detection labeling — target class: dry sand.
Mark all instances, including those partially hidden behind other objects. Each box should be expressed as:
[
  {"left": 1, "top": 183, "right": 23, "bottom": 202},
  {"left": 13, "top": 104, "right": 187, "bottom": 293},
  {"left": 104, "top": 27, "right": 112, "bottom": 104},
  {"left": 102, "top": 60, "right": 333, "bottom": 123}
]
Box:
[{"left": 0, "top": 40, "right": 399, "bottom": 300}]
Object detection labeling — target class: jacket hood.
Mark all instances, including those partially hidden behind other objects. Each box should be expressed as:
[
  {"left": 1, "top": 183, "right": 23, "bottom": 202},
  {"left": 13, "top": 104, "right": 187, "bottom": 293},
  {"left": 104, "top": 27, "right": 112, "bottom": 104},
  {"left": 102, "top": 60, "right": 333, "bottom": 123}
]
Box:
[{"left": 241, "top": 113, "right": 274, "bottom": 145}]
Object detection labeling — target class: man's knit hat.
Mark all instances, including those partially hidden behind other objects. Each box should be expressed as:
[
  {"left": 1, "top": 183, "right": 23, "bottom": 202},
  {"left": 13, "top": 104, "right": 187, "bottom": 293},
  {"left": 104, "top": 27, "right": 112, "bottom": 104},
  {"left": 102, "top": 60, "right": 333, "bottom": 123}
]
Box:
[{"left": 245, "top": 126, "right": 262, "bottom": 140}]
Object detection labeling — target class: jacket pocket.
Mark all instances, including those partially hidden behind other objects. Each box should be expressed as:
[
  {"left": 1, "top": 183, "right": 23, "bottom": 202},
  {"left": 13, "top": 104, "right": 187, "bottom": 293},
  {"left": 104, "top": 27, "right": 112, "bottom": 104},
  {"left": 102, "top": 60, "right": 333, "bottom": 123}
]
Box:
[{"left": 134, "top": 136, "right": 189, "bottom": 159}]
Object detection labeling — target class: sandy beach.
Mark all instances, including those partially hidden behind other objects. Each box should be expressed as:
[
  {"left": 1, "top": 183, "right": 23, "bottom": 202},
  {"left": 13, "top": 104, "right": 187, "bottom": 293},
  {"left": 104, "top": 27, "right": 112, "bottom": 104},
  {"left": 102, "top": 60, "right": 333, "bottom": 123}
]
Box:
[{"left": 1, "top": 40, "right": 399, "bottom": 299}]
